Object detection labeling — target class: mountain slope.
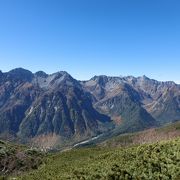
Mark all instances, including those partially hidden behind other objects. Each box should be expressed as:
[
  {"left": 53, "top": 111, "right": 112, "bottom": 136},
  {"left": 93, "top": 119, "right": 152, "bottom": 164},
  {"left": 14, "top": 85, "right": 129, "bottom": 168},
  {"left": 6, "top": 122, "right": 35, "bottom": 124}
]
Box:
[
  {"left": 0, "top": 68, "right": 112, "bottom": 148},
  {"left": 17, "top": 138, "right": 180, "bottom": 180},
  {"left": 83, "top": 75, "right": 180, "bottom": 127},
  {"left": 100, "top": 121, "right": 180, "bottom": 148},
  {"left": 71, "top": 120, "right": 180, "bottom": 149},
  {"left": 82, "top": 76, "right": 156, "bottom": 135},
  {"left": 124, "top": 75, "right": 180, "bottom": 124},
  {"left": 0, "top": 68, "right": 180, "bottom": 149}
]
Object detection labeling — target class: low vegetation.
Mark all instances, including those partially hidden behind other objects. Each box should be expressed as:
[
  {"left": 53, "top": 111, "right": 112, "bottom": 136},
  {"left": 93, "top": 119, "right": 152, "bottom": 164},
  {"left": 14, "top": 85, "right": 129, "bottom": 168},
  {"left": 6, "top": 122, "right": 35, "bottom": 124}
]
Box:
[
  {"left": 0, "top": 140, "right": 43, "bottom": 179},
  {"left": 17, "top": 137, "right": 180, "bottom": 180},
  {"left": 99, "top": 121, "right": 180, "bottom": 148},
  {"left": 0, "top": 122, "right": 178, "bottom": 179}
]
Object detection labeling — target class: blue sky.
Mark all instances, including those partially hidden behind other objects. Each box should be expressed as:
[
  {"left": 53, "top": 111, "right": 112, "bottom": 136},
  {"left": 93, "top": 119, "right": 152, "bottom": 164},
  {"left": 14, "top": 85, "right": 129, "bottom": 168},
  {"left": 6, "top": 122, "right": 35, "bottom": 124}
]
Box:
[{"left": 0, "top": 0, "right": 180, "bottom": 83}]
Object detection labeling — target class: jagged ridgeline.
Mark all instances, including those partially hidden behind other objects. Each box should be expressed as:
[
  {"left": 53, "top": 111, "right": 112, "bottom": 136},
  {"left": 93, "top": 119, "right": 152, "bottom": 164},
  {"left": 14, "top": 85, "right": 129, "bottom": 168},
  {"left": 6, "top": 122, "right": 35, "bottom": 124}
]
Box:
[{"left": 0, "top": 68, "right": 180, "bottom": 148}]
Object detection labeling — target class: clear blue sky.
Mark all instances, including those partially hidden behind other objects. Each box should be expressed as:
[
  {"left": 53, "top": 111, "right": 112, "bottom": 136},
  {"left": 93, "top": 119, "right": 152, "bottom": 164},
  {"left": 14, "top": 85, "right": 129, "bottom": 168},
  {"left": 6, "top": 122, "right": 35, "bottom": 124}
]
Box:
[{"left": 0, "top": 0, "right": 180, "bottom": 83}]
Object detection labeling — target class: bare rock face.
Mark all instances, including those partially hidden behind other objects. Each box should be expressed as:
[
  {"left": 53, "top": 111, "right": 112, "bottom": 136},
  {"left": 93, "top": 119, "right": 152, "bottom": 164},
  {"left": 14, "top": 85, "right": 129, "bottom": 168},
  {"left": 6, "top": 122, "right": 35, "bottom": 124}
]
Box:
[{"left": 123, "top": 76, "right": 180, "bottom": 124}]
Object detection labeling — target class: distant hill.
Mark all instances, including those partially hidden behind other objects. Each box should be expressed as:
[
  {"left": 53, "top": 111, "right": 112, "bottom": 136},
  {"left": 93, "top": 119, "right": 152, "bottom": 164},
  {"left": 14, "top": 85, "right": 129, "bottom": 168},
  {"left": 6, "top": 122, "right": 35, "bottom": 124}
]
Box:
[{"left": 99, "top": 121, "right": 180, "bottom": 148}]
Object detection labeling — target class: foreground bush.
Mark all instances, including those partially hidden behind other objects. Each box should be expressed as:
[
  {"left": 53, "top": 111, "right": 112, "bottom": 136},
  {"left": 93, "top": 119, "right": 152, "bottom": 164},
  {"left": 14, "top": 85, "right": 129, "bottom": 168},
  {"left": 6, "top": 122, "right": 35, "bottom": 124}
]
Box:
[{"left": 17, "top": 138, "right": 180, "bottom": 180}]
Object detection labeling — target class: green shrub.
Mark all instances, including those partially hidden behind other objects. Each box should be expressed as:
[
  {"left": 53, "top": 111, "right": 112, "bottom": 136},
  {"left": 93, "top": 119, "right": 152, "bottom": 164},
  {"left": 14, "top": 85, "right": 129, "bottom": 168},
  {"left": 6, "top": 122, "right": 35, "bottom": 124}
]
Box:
[{"left": 17, "top": 138, "right": 180, "bottom": 180}]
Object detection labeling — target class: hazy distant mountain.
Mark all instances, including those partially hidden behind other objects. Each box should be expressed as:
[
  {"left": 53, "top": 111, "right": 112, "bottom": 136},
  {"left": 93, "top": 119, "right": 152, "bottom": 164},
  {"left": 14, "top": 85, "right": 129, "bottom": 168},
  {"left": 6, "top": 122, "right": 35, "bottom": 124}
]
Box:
[{"left": 0, "top": 68, "right": 179, "bottom": 148}]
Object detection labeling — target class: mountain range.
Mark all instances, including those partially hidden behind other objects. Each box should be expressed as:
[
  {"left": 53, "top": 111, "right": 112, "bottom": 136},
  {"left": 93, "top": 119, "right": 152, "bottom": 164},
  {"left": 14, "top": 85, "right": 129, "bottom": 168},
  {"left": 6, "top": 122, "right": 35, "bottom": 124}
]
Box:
[{"left": 0, "top": 68, "right": 179, "bottom": 149}]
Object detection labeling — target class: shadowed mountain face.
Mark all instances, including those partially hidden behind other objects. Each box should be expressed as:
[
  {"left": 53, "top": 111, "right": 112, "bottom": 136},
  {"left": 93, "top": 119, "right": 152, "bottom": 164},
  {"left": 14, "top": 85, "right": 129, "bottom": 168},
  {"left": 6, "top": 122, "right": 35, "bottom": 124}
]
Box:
[{"left": 0, "top": 68, "right": 179, "bottom": 148}]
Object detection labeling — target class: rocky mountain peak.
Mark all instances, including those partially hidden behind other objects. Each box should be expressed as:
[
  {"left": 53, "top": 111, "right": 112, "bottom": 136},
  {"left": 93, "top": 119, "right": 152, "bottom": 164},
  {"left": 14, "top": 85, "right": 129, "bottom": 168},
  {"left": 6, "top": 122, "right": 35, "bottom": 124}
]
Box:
[
  {"left": 33, "top": 70, "right": 80, "bottom": 90},
  {"left": 141, "top": 75, "right": 149, "bottom": 79},
  {"left": 91, "top": 75, "right": 109, "bottom": 85},
  {"left": 35, "top": 71, "right": 48, "bottom": 78},
  {"left": 5, "top": 68, "right": 33, "bottom": 82},
  {"left": 50, "top": 71, "right": 78, "bottom": 87},
  {"left": 8, "top": 68, "right": 32, "bottom": 74},
  {"left": 0, "top": 70, "right": 3, "bottom": 77}
]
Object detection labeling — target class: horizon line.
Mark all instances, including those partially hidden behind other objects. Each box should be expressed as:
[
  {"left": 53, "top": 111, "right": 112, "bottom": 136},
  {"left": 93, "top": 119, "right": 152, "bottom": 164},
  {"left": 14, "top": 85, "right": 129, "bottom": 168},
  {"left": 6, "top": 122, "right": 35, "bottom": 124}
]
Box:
[{"left": 0, "top": 67, "right": 179, "bottom": 85}]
